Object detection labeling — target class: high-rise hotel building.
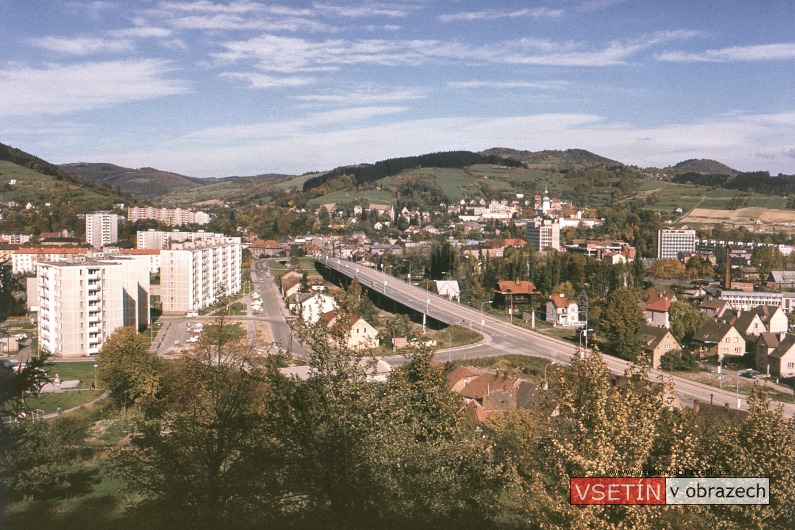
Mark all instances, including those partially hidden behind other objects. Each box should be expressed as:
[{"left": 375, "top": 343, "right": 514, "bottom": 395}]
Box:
[
  {"left": 160, "top": 236, "right": 242, "bottom": 313},
  {"left": 37, "top": 257, "right": 150, "bottom": 357},
  {"left": 656, "top": 229, "right": 696, "bottom": 260}
]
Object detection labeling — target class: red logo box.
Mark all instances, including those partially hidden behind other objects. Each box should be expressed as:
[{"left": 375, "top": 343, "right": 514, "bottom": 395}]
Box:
[{"left": 571, "top": 477, "right": 666, "bottom": 505}]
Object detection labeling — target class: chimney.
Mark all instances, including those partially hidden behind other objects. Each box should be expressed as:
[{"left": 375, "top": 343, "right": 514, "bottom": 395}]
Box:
[{"left": 724, "top": 246, "right": 731, "bottom": 289}]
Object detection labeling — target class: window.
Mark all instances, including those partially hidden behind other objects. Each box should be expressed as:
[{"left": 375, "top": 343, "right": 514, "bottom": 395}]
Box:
[{"left": 721, "top": 348, "right": 728, "bottom": 354}]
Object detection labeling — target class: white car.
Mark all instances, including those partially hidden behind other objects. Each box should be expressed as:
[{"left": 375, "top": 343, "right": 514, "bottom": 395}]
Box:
[{"left": 187, "top": 336, "right": 200, "bottom": 343}]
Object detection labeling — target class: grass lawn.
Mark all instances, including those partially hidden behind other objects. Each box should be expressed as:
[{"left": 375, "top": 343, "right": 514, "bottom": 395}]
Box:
[
  {"left": 432, "top": 325, "right": 482, "bottom": 348},
  {"left": 452, "top": 354, "right": 560, "bottom": 383},
  {"left": 24, "top": 389, "right": 105, "bottom": 415},
  {"left": 48, "top": 360, "right": 99, "bottom": 388}
]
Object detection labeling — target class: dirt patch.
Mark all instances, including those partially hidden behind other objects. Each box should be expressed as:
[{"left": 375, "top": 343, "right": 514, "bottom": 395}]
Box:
[
  {"left": 255, "top": 322, "right": 273, "bottom": 345},
  {"left": 680, "top": 207, "right": 795, "bottom": 232}
]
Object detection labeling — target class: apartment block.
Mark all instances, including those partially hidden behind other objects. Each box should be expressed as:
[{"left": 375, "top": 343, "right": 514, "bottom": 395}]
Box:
[
  {"left": 128, "top": 206, "right": 210, "bottom": 226},
  {"left": 160, "top": 237, "right": 242, "bottom": 313},
  {"left": 656, "top": 229, "right": 696, "bottom": 260},
  {"left": 137, "top": 229, "right": 228, "bottom": 250},
  {"left": 526, "top": 218, "right": 561, "bottom": 251},
  {"left": 85, "top": 212, "right": 121, "bottom": 249},
  {"left": 37, "top": 257, "right": 150, "bottom": 357}
]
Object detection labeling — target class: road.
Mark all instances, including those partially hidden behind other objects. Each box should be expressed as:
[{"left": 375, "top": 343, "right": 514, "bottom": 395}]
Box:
[{"left": 318, "top": 255, "right": 795, "bottom": 418}]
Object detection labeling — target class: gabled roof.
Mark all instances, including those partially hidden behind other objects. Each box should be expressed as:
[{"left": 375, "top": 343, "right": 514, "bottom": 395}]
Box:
[
  {"left": 636, "top": 325, "right": 679, "bottom": 350},
  {"left": 548, "top": 294, "right": 575, "bottom": 309},
  {"left": 692, "top": 321, "right": 734, "bottom": 344},
  {"left": 502, "top": 238, "right": 527, "bottom": 248},
  {"left": 770, "top": 334, "right": 795, "bottom": 360},
  {"left": 733, "top": 312, "right": 763, "bottom": 333},
  {"left": 700, "top": 298, "right": 729, "bottom": 312},
  {"left": 444, "top": 366, "right": 478, "bottom": 389},
  {"left": 757, "top": 332, "right": 781, "bottom": 349},
  {"left": 251, "top": 239, "right": 281, "bottom": 249},
  {"left": 749, "top": 305, "right": 782, "bottom": 324},
  {"left": 644, "top": 298, "right": 672, "bottom": 313},
  {"left": 459, "top": 372, "right": 520, "bottom": 400},
  {"left": 495, "top": 280, "right": 540, "bottom": 296}
]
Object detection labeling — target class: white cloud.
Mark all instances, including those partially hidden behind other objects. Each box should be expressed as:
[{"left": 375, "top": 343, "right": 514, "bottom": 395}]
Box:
[
  {"left": 29, "top": 36, "right": 134, "bottom": 55},
  {"left": 447, "top": 80, "right": 571, "bottom": 90},
  {"left": 221, "top": 71, "right": 316, "bottom": 88},
  {"left": 293, "top": 86, "right": 426, "bottom": 104},
  {"left": 657, "top": 42, "right": 795, "bottom": 62},
  {"left": 0, "top": 59, "right": 188, "bottom": 116},
  {"left": 438, "top": 8, "right": 562, "bottom": 23},
  {"left": 313, "top": 2, "right": 421, "bottom": 18}
]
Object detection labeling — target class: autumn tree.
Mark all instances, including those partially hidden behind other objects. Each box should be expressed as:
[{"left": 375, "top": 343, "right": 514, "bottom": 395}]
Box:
[
  {"left": 96, "top": 327, "right": 160, "bottom": 411},
  {"left": 649, "top": 259, "right": 688, "bottom": 280},
  {"left": 669, "top": 301, "right": 709, "bottom": 344}
]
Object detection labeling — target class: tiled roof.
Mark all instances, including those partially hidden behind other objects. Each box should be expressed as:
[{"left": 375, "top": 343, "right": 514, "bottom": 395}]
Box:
[
  {"left": 549, "top": 294, "right": 574, "bottom": 309},
  {"left": 459, "top": 372, "right": 520, "bottom": 400},
  {"left": 692, "top": 321, "right": 733, "bottom": 344},
  {"left": 644, "top": 298, "right": 672, "bottom": 313},
  {"left": 495, "top": 280, "right": 540, "bottom": 295},
  {"left": 636, "top": 325, "right": 677, "bottom": 350}
]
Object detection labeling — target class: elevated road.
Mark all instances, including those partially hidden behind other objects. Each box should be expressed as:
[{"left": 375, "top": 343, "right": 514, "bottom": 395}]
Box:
[{"left": 318, "top": 255, "right": 795, "bottom": 418}]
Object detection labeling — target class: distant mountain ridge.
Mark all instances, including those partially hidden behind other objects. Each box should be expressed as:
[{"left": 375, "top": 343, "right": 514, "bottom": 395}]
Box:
[
  {"left": 669, "top": 158, "right": 738, "bottom": 175},
  {"left": 59, "top": 163, "right": 202, "bottom": 200},
  {"left": 479, "top": 148, "right": 623, "bottom": 167}
]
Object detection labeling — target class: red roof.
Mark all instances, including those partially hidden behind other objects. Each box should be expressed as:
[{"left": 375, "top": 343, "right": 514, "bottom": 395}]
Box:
[
  {"left": 495, "top": 280, "right": 540, "bottom": 295},
  {"left": 251, "top": 239, "right": 280, "bottom": 249},
  {"left": 502, "top": 238, "right": 527, "bottom": 247},
  {"left": 16, "top": 247, "right": 83, "bottom": 255},
  {"left": 549, "top": 294, "right": 575, "bottom": 309},
  {"left": 120, "top": 248, "right": 160, "bottom": 255},
  {"left": 460, "top": 372, "right": 520, "bottom": 400},
  {"left": 644, "top": 298, "right": 672, "bottom": 313}
]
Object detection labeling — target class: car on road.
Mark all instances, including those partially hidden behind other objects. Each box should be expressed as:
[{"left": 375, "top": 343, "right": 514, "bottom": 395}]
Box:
[
  {"left": 187, "top": 336, "right": 200, "bottom": 343},
  {"left": 739, "top": 369, "right": 758, "bottom": 379}
]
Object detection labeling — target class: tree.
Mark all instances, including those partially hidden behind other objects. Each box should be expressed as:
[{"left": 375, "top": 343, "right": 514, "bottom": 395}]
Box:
[
  {"left": 669, "top": 301, "right": 709, "bottom": 344},
  {"left": 318, "top": 205, "right": 331, "bottom": 229},
  {"left": 599, "top": 288, "right": 644, "bottom": 361},
  {"left": 96, "top": 327, "right": 160, "bottom": 411},
  {"left": 116, "top": 318, "right": 282, "bottom": 529},
  {"left": 649, "top": 259, "right": 688, "bottom": 280},
  {"left": 751, "top": 246, "right": 784, "bottom": 282},
  {"left": 659, "top": 348, "right": 699, "bottom": 371}
]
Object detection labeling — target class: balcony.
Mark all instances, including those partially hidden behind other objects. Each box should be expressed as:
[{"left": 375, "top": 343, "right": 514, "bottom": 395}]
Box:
[
  {"left": 88, "top": 294, "right": 99, "bottom": 302},
  {"left": 87, "top": 282, "right": 99, "bottom": 291},
  {"left": 88, "top": 335, "right": 100, "bottom": 345}
]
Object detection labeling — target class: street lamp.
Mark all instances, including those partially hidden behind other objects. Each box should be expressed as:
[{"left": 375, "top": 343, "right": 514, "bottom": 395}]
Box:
[
  {"left": 383, "top": 280, "right": 387, "bottom": 294},
  {"left": 578, "top": 328, "right": 593, "bottom": 356},
  {"left": 423, "top": 298, "right": 430, "bottom": 334},
  {"left": 543, "top": 361, "right": 557, "bottom": 390}
]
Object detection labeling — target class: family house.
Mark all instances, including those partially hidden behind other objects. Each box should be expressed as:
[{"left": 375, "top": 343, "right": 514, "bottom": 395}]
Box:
[
  {"left": 545, "top": 294, "right": 579, "bottom": 326},
  {"left": 636, "top": 325, "right": 681, "bottom": 369},
  {"left": 691, "top": 321, "right": 745, "bottom": 359}
]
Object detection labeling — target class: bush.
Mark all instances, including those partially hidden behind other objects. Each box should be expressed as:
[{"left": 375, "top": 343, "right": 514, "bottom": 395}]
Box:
[{"left": 660, "top": 349, "right": 699, "bottom": 371}]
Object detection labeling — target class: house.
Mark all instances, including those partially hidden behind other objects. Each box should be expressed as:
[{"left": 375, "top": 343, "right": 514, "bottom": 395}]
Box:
[
  {"left": 494, "top": 280, "right": 540, "bottom": 310},
  {"left": 765, "top": 334, "right": 795, "bottom": 378},
  {"left": 755, "top": 332, "right": 784, "bottom": 374},
  {"left": 645, "top": 286, "right": 678, "bottom": 303},
  {"left": 279, "top": 271, "right": 303, "bottom": 294},
  {"left": 699, "top": 298, "right": 730, "bottom": 318},
  {"left": 320, "top": 311, "right": 379, "bottom": 350},
  {"left": 641, "top": 298, "right": 672, "bottom": 329},
  {"left": 691, "top": 321, "right": 746, "bottom": 359},
  {"left": 636, "top": 325, "right": 681, "bottom": 369},
  {"left": 445, "top": 365, "right": 479, "bottom": 393},
  {"left": 546, "top": 294, "right": 579, "bottom": 326},
  {"left": 296, "top": 293, "right": 338, "bottom": 324},
  {"left": 748, "top": 305, "right": 788, "bottom": 334},
  {"left": 459, "top": 372, "right": 523, "bottom": 411},
  {"left": 281, "top": 275, "right": 303, "bottom": 299},
  {"left": 435, "top": 280, "right": 460, "bottom": 302},
  {"left": 730, "top": 311, "right": 766, "bottom": 339}
]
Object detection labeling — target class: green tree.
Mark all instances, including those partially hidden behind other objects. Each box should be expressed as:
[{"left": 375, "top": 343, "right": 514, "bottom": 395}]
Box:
[
  {"left": 116, "top": 318, "right": 281, "bottom": 529},
  {"left": 669, "top": 301, "right": 709, "bottom": 344},
  {"left": 96, "top": 327, "right": 160, "bottom": 411},
  {"left": 599, "top": 288, "right": 644, "bottom": 361},
  {"left": 751, "top": 246, "right": 785, "bottom": 282}
]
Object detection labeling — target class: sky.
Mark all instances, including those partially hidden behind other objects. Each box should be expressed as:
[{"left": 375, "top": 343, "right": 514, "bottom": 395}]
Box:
[{"left": 1, "top": 1, "right": 794, "bottom": 179}]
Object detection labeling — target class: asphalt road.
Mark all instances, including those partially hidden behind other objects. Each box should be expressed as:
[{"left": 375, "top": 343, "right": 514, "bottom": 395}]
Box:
[{"left": 319, "top": 255, "right": 795, "bottom": 418}]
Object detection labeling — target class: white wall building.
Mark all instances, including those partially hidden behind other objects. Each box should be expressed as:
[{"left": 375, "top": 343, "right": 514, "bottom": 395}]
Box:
[
  {"left": 526, "top": 218, "right": 561, "bottom": 251},
  {"left": 85, "top": 212, "right": 121, "bottom": 249},
  {"left": 160, "top": 237, "right": 242, "bottom": 313},
  {"left": 37, "top": 258, "right": 150, "bottom": 357},
  {"left": 656, "top": 229, "right": 696, "bottom": 260},
  {"left": 128, "top": 206, "right": 210, "bottom": 226},
  {"left": 137, "top": 229, "right": 230, "bottom": 250}
]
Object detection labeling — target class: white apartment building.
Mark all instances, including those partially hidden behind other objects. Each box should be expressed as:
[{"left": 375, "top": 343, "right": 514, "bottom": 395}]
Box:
[
  {"left": 657, "top": 229, "right": 696, "bottom": 260},
  {"left": 718, "top": 289, "right": 782, "bottom": 312},
  {"left": 37, "top": 258, "right": 150, "bottom": 357},
  {"left": 85, "top": 212, "right": 121, "bottom": 249},
  {"left": 160, "top": 237, "right": 242, "bottom": 313},
  {"left": 137, "top": 229, "right": 229, "bottom": 250},
  {"left": 128, "top": 206, "right": 210, "bottom": 226},
  {"left": 12, "top": 247, "right": 89, "bottom": 274},
  {"left": 526, "top": 218, "right": 561, "bottom": 251}
]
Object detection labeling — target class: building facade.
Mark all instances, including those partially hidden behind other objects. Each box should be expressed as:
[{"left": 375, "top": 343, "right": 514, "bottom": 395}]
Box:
[
  {"left": 128, "top": 206, "right": 210, "bottom": 226},
  {"left": 37, "top": 258, "right": 150, "bottom": 357},
  {"left": 160, "top": 237, "right": 242, "bottom": 313},
  {"left": 656, "top": 229, "right": 696, "bottom": 260},
  {"left": 526, "top": 218, "right": 561, "bottom": 251},
  {"left": 85, "top": 212, "right": 121, "bottom": 249},
  {"left": 137, "top": 229, "right": 228, "bottom": 250}
]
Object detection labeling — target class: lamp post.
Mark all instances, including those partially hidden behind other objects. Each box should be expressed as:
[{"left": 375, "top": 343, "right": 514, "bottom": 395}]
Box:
[
  {"left": 579, "top": 328, "right": 593, "bottom": 356},
  {"left": 736, "top": 374, "right": 741, "bottom": 409},
  {"left": 423, "top": 298, "right": 430, "bottom": 334},
  {"left": 543, "top": 361, "right": 557, "bottom": 390},
  {"left": 480, "top": 301, "right": 492, "bottom": 334},
  {"left": 383, "top": 280, "right": 387, "bottom": 294}
]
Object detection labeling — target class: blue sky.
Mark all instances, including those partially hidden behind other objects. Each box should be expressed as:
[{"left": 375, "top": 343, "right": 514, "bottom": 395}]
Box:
[{"left": 1, "top": 0, "right": 794, "bottom": 178}]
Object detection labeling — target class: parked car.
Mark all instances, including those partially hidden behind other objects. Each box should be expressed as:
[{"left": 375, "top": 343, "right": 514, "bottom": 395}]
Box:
[
  {"left": 739, "top": 369, "right": 758, "bottom": 379},
  {"left": 14, "top": 333, "right": 27, "bottom": 341},
  {"left": 187, "top": 336, "right": 199, "bottom": 343}
]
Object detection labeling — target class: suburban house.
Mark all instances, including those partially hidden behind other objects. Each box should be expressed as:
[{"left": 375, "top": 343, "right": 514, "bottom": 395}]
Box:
[
  {"left": 249, "top": 239, "right": 282, "bottom": 258},
  {"left": 458, "top": 372, "right": 524, "bottom": 411},
  {"left": 280, "top": 271, "right": 303, "bottom": 294},
  {"left": 636, "top": 325, "right": 681, "bottom": 369},
  {"left": 699, "top": 298, "right": 730, "bottom": 318},
  {"left": 749, "top": 305, "right": 788, "bottom": 334},
  {"left": 731, "top": 311, "right": 767, "bottom": 339},
  {"left": 296, "top": 292, "right": 338, "bottom": 324},
  {"left": 281, "top": 275, "right": 303, "bottom": 299},
  {"left": 645, "top": 286, "right": 677, "bottom": 303},
  {"left": 764, "top": 334, "right": 795, "bottom": 378},
  {"left": 691, "top": 321, "right": 746, "bottom": 359},
  {"left": 435, "top": 280, "right": 461, "bottom": 302},
  {"left": 755, "top": 332, "right": 784, "bottom": 375},
  {"left": 545, "top": 294, "right": 579, "bottom": 326},
  {"left": 320, "top": 311, "right": 379, "bottom": 350},
  {"left": 445, "top": 366, "right": 480, "bottom": 393},
  {"left": 493, "top": 280, "right": 541, "bottom": 310},
  {"left": 641, "top": 298, "right": 672, "bottom": 329}
]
